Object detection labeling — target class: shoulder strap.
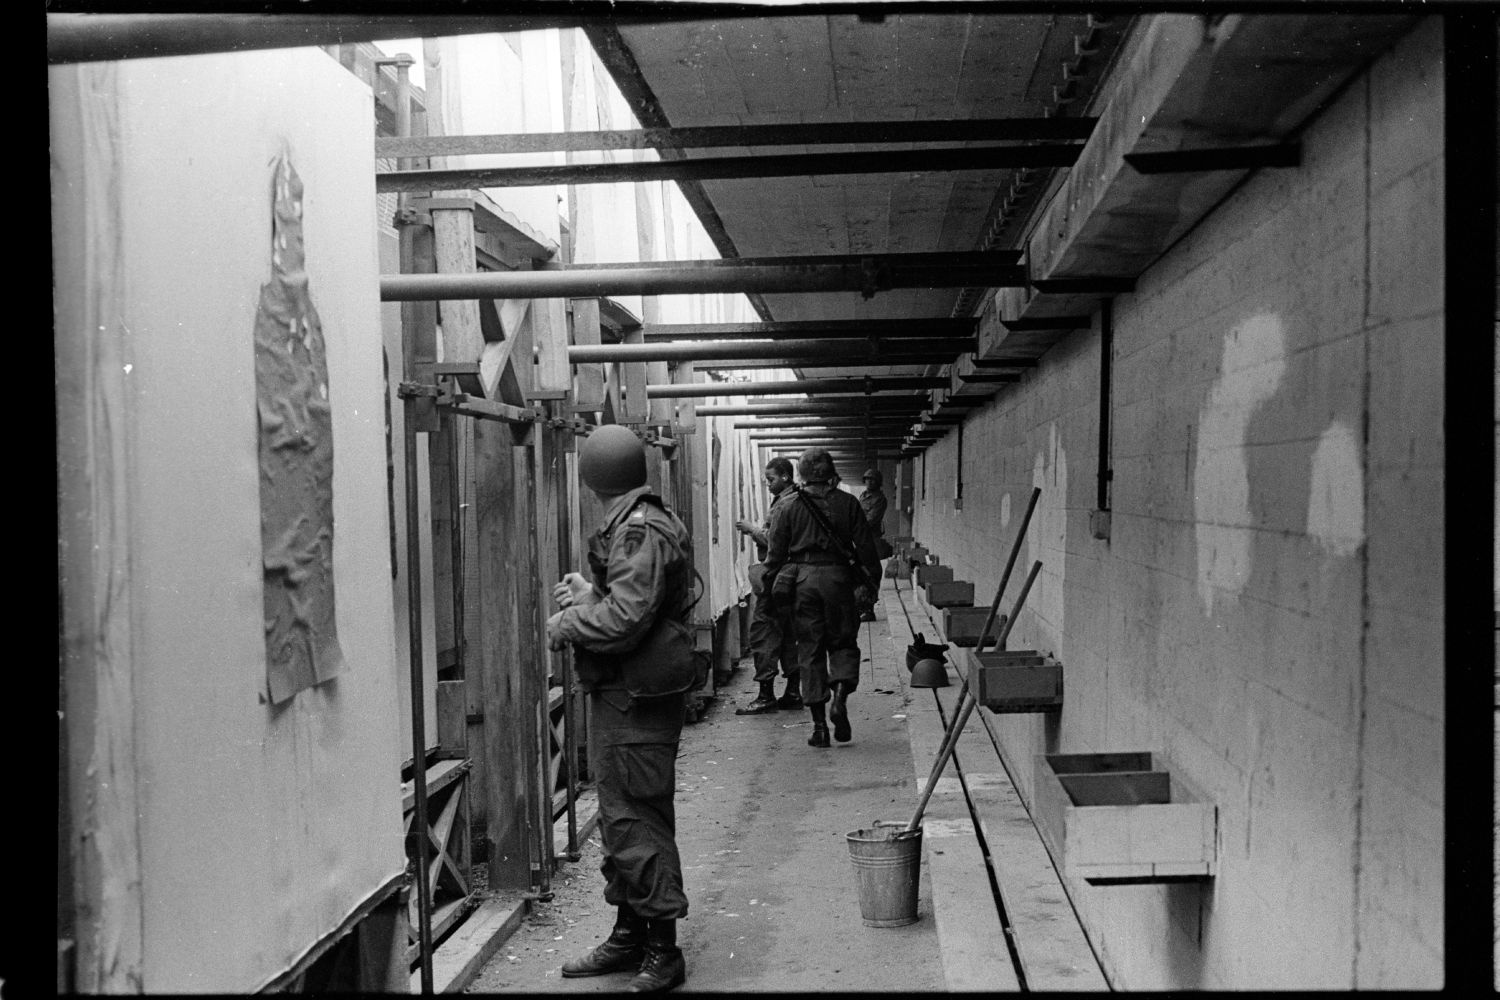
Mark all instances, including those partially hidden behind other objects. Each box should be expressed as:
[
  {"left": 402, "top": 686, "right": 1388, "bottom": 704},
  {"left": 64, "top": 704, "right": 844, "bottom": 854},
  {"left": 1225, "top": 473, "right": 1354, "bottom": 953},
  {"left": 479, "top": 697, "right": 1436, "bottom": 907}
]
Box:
[{"left": 794, "top": 488, "right": 859, "bottom": 567}]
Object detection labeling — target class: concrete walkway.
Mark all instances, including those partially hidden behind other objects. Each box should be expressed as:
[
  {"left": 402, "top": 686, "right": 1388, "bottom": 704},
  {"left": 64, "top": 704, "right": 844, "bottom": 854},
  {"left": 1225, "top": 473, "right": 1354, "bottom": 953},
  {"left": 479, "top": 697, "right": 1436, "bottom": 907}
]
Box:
[{"left": 460, "top": 579, "right": 1098, "bottom": 993}]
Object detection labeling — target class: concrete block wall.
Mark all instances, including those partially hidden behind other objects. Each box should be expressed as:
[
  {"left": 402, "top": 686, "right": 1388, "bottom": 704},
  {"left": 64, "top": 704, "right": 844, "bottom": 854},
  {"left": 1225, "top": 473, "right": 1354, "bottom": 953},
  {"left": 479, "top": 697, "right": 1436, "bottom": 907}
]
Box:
[{"left": 911, "top": 20, "right": 1442, "bottom": 990}]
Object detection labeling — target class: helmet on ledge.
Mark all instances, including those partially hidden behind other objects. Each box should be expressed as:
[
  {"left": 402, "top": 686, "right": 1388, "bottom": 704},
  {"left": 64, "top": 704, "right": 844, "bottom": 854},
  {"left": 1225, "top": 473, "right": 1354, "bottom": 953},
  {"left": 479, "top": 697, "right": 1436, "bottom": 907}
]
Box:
[{"left": 579, "top": 424, "right": 647, "bottom": 496}]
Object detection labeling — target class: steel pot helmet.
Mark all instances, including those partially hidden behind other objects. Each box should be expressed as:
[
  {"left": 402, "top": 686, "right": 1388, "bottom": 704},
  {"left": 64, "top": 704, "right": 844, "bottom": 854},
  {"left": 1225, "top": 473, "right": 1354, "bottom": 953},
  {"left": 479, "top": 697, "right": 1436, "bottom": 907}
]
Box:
[
  {"left": 862, "top": 468, "right": 884, "bottom": 489},
  {"left": 797, "top": 447, "right": 837, "bottom": 484},
  {"left": 579, "top": 424, "right": 647, "bottom": 495}
]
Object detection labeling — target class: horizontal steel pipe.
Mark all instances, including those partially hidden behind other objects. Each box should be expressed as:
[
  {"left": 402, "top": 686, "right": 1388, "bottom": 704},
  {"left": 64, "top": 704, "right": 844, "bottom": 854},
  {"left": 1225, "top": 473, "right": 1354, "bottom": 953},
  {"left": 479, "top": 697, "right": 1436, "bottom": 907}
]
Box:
[
  {"left": 732, "top": 418, "right": 916, "bottom": 428},
  {"left": 376, "top": 144, "right": 1084, "bottom": 193},
  {"left": 696, "top": 403, "right": 927, "bottom": 417},
  {"left": 383, "top": 258, "right": 1023, "bottom": 301},
  {"left": 692, "top": 356, "right": 962, "bottom": 372},
  {"left": 643, "top": 317, "right": 978, "bottom": 340},
  {"left": 573, "top": 338, "right": 975, "bottom": 364},
  {"left": 47, "top": 13, "right": 551, "bottom": 63},
  {"left": 647, "top": 376, "right": 948, "bottom": 398},
  {"left": 374, "top": 118, "right": 1099, "bottom": 159}
]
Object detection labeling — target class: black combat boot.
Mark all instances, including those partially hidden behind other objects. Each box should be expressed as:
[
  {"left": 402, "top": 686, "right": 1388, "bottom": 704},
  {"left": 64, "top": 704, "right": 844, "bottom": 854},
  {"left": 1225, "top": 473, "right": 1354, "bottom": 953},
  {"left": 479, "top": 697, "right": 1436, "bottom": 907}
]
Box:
[
  {"left": 626, "top": 919, "right": 686, "bottom": 992},
  {"left": 735, "top": 678, "right": 779, "bottom": 715},
  {"left": 776, "top": 676, "right": 803, "bottom": 709},
  {"left": 807, "top": 701, "right": 831, "bottom": 748},
  {"left": 829, "top": 681, "right": 852, "bottom": 743},
  {"left": 560, "top": 907, "right": 647, "bottom": 978}
]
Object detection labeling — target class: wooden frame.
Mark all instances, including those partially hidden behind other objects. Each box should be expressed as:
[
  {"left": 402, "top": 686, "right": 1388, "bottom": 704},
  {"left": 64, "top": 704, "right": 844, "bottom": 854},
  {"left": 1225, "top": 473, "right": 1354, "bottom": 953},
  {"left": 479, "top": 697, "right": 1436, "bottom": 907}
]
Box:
[
  {"left": 942, "top": 605, "right": 1001, "bottom": 646},
  {"left": 914, "top": 563, "right": 953, "bottom": 586},
  {"left": 1033, "top": 752, "right": 1217, "bottom": 885},
  {"left": 973, "top": 650, "right": 1063, "bottom": 713},
  {"left": 925, "top": 580, "right": 975, "bottom": 607}
]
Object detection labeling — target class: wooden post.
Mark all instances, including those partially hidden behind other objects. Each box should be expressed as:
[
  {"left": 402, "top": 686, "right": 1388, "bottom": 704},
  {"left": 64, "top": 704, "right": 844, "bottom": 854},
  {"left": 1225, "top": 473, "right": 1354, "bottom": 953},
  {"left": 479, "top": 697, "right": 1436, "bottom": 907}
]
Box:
[
  {"left": 569, "top": 299, "right": 605, "bottom": 413},
  {"left": 474, "top": 419, "right": 530, "bottom": 888}
]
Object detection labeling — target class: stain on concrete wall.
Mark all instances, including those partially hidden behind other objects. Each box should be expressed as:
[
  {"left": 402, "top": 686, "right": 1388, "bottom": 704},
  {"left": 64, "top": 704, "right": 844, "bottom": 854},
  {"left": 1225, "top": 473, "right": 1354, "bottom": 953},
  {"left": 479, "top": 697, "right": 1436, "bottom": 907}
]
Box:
[
  {"left": 1306, "top": 421, "right": 1365, "bottom": 558},
  {"left": 1193, "top": 314, "right": 1286, "bottom": 616}
]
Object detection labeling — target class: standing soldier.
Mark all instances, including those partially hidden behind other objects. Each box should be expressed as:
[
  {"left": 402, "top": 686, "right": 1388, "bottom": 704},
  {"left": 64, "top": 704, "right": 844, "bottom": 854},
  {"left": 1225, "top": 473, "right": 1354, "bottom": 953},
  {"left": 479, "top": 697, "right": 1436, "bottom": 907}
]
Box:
[
  {"left": 762, "top": 448, "right": 882, "bottom": 748},
  {"left": 733, "top": 457, "right": 800, "bottom": 715},
  {"left": 857, "top": 468, "right": 891, "bottom": 621},
  {"left": 546, "top": 423, "right": 695, "bottom": 993}
]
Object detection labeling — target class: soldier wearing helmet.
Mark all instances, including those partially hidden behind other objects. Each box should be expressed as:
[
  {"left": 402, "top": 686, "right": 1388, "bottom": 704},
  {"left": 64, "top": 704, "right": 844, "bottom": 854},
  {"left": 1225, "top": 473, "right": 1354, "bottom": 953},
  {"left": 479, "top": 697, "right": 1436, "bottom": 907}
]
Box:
[
  {"left": 762, "top": 448, "right": 882, "bottom": 748},
  {"left": 545, "top": 422, "right": 694, "bottom": 992},
  {"left": 733, "top": 456, "right": 801, "bottom": 715},
  {"left": 857, "top": 467, "right": 891, "bottom": 621}
]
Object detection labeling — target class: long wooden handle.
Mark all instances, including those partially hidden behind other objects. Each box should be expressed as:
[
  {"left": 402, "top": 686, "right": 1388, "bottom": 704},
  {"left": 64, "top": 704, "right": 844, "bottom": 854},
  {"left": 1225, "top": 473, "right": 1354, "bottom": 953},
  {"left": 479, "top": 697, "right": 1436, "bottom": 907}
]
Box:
[
  {"left": 907, "top": 559, "right": 1043, "bottom": 833},
  {"left": 975, "top": 486, "right": 1041, "bottom": 653}
]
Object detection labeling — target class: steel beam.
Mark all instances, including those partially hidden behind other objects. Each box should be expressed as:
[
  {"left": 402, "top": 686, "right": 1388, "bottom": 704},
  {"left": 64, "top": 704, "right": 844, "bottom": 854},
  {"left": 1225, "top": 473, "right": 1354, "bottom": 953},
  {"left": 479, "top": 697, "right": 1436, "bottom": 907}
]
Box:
[
  {"left": 648, "top": 376, "right": 948, "bottom": 399},
  {"left": 572, "top": 339, "right": 975, "bottom": 364},
  {"left": 382, "top": 256, "right": 1026, "bottom": 301},
  {"left": 376, "top": 144, "right": 1085, "bottom": 194},
  {"left": 46, "top": 13, "right": 557, "bottom": 63},
  {"left": 691, "top": 356, "right": 961, "bottom": 373},
  {"left": 1123, "top": 143, "right": 1301, "bottom": 174},
  {"left": 642, "top": 318, "right": 978, "bottom": 340},
  {"left": 374, "top": 118, "right": 1100, "bottom": 159},
  {"left": 732, "top": 418, "right": 916, "bottom": 429},
  {"left": 696, "top": 403, "right": 927, "bottom": 417}
]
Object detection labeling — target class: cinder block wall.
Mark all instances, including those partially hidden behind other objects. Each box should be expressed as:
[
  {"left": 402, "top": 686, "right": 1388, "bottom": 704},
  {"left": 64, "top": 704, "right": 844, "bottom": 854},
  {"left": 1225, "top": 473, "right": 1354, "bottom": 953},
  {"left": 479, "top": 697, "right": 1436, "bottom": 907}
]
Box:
[{"left": 912, "top": 21, "right": 1442, "bottom": 990}]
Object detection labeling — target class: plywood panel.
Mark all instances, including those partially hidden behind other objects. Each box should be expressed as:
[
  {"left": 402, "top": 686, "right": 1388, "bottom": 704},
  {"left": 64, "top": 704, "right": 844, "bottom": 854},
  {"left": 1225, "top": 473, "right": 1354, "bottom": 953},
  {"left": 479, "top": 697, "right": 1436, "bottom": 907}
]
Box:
[{"left": 97, "top": 49, "right": 406, "bottom": 992}]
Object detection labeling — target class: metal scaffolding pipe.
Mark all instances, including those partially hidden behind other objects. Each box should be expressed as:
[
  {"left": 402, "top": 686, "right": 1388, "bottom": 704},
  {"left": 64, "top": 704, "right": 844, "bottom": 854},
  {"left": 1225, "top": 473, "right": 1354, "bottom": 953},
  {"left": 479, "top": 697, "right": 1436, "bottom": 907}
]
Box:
[
  {"left": 382, "top": 258, "right": 1024, "bottom": 302},
  {"left": 572, "top": 338, "right": 975, "bottom": 364},
  {"left": 733, "top": 417, "right": 916, "bottom": 428},
  {"left": 375, "top": 143, "right": 1084, "bottom": 193},
  {"left": 696, "top": 402, "right": 927, "bottom": 416},
  {"left": 47, "top": 13, "right": 559, "bottom": 63},
  {"left": 648, "top": 376, "right": 948, "bottom": 398},
  {"left": 643, "top": 317, "right": 977, "bottom": 340}
]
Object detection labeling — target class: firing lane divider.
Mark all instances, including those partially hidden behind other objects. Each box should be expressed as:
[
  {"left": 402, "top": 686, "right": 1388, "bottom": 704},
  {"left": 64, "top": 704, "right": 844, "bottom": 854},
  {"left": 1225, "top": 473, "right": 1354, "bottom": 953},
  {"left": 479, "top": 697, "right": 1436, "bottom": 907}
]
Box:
[
  {"left": 914, "top": 588, "right": 1110, "bottom": 991},
  {"left": 880, "top": 584, "right": 1021, "bottom": 992}
]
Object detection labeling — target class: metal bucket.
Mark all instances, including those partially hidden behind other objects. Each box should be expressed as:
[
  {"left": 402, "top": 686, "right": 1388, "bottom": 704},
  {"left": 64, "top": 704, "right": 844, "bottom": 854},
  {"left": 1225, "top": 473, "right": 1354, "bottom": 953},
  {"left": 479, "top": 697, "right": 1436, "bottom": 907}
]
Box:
[{"left": 845, "top": 821, "right": 922, "bottom": 927}]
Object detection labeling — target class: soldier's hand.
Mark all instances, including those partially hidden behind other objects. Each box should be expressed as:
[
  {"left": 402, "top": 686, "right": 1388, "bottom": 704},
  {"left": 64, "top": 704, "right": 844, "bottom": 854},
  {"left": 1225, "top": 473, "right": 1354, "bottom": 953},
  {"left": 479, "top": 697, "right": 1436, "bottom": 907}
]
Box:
[
  {"left": 545, "top": 610, "right": 568, "bottom": 651},
  {"left": 553, "top": 572, "right": 593, "bottom": 608},
  {"left": 734, "top": 519, "right": 752, "bottom": 535}
]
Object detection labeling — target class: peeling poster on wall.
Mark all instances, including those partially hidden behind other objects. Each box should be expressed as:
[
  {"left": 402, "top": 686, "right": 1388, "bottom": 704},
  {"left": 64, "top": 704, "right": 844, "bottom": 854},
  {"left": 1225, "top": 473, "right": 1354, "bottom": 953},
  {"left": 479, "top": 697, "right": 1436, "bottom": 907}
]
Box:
[{"left": 255, "top": 152, "right": 346, "bottom": 704}]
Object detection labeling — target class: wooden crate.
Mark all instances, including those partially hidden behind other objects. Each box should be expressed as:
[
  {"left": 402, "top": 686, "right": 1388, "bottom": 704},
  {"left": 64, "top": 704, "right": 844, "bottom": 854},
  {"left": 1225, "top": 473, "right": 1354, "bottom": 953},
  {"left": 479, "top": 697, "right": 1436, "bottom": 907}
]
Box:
[
  {"left": 941, "top": 605, "right": 1003, "bottom": 646},
  {"left": 1033, "top": 752, "right": 1217, "bottom": 885},
  {"left": 972, "top": 649, "right": 1063, "bottom": 712},
  {"left": 914, "top": 563, "right": 953, "bottom": 586},
  {"left": 925, "top": 580, "right": 975, "bottom": 607},
  {"left": 884, "top": 560, "right": 912, "bottom": 579},
  {"left": 905, "top": 545, "right": 930, "bottom": 563}
]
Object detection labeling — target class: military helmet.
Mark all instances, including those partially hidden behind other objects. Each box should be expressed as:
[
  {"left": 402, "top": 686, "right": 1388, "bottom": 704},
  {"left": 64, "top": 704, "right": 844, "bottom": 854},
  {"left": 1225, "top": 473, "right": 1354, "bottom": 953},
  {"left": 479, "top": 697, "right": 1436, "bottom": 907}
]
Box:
[
  {"left": 797, "top": 447, "right": 836, "bottom": 484},
  {"left": 862, "top": 467, "right": 884, "bottom": 489},
  {"left": 579, "top": 424, "right": 647, "bottom": 495}
]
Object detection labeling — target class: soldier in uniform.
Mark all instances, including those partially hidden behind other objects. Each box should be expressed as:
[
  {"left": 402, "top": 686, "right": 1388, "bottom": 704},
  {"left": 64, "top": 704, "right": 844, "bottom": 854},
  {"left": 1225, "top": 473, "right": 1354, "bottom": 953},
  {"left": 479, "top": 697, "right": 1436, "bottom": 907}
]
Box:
[
  {"left": 733, "top": 457, "right": 801, "bottom": 715},
  {"left": 546, "top": 423, "right": 695, "bottom": 993},
  {"left": 762, "top": 448, "right": 882, "bottom": 748},
  {"left": 857, "top": 468, "right": 891, "bottom": 621}
]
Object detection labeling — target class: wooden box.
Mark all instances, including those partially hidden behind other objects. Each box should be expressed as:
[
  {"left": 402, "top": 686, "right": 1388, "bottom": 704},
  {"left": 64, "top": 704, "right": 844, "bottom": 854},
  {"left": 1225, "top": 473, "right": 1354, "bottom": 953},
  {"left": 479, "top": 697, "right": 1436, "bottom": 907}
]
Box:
[
  {"left": 1033, "top": 752, "right": 1217, "bottom": 885},
  {"left": 914, "top": 563, "right": 953, "bottom": 586},
  {"left": 941, "top": 605, "right": 1002, "bottom": 646},
  {"left": 884, "top": 559, "right": 912, "bottom": 580},
  {"left": 972, "top": 649, "right": 1063, "bottom": 712},
  {"left": 905, "top": 545, "right": 930, "bottom": 563},
  {"left": 925, "top": 580, "right": 975, "bottom": 607}
]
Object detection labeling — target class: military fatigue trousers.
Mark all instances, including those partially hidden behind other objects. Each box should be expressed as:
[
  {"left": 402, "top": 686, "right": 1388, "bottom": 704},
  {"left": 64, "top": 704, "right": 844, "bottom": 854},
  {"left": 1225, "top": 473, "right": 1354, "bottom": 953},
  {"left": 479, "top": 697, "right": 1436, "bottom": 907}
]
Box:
[
  {"left": 588, "top": 690, "right": 690, "bottom": 921},
  {"left": 784, "top": 562, "right": 862, "bottom": 706}
]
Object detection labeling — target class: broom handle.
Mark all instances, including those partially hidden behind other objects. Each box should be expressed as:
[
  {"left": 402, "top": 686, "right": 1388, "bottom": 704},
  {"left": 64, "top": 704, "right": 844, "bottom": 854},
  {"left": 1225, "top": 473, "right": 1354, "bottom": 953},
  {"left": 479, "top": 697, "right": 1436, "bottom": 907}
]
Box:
[
  {"left": 975, "top": 486, "right": 1041, "bottom": 654},
  {"left": 907, "top": 560, "right": 1042, "bottom": 833}
]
